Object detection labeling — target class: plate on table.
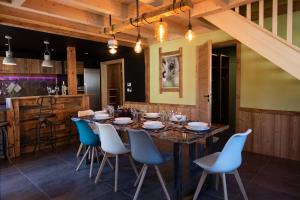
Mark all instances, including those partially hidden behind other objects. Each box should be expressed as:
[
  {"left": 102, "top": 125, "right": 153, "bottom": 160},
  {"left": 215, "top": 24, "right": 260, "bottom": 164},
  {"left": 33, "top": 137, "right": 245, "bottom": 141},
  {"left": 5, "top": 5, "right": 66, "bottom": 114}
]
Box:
[
  {"left": 184, "top": 125, "right": 210, "bottom": 132},
  {"left": 143, "top": 121, "right": 164, "bottom": 130},
  {"left": 93, "top": 115, "right": 111, "bottom": 121},
  {"left": 142, "top": 125, "right": 165, "bottom": 130},
  {"left": 144, "top": 113, "right": 160, "bottom": 119},
  {"left": 113, "top": 117, "right": 133, "bottom": 125}
]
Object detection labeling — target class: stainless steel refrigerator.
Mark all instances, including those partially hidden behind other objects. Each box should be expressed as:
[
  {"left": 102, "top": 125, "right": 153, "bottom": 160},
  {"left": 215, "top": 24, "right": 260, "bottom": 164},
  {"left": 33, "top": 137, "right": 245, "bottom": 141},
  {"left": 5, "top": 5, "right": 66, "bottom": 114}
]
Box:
[{"left": 84, "top": 68, "right": 101, "bottom": 110}]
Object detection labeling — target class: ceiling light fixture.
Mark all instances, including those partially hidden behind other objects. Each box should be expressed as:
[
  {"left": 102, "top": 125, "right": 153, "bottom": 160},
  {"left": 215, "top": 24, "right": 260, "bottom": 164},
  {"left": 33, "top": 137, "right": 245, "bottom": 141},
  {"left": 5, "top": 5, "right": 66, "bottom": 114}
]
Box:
[
  {"left": 185, "top": 10, "right": 194, "bottom": 41},
  {"left": 154, "top": 18, "right": 168, "bottom": 43},
  {"left": 107, "top": 15, "right": 118, "bottom": 55},
  {"left": 134, "top": 0, "right": 142, "bottom": 53},
  {"left": 134, "top": 28, "right": 142, "bottom": 53},
  {"left": 3, "top": 35, "right": 17, "bottom": 66},
  {"left": 41, "top": 41, "right": 53, "bottom": 68}
]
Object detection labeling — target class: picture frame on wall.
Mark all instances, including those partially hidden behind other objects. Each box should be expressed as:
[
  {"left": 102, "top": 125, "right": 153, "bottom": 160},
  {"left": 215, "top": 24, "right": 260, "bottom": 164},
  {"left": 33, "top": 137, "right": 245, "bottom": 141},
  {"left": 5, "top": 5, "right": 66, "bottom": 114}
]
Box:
[{"left": 159, "top": 47, "right": 183, "bottom": 98}]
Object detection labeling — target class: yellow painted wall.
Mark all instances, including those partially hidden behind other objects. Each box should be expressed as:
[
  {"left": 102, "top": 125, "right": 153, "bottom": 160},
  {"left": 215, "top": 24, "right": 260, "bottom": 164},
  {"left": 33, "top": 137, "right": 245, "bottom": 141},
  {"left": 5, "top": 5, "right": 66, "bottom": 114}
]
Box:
[
  {"left": 150, "top": 30, "right": 232, "bottom": 105},
  {"left": 149, "top": 12, "right": 300, "bottom": 111}
]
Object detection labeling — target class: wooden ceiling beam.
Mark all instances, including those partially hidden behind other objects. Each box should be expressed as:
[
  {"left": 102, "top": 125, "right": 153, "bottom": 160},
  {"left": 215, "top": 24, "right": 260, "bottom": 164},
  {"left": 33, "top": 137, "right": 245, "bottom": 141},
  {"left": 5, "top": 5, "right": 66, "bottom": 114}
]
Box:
[
  {"left": 19, "top": 0, "right": 104, "bottom": 27},
  {"left": 103, "top": 0, "right": 193, "bottom": 34},
  {"left": 11, "top": 0, "right": 26, "bottom": 6},
  {"left": 49, "top": 0, "right": 128, "bottom": 20},
  {"left": 0, "top": 3, "right": 148, "bottom": 46},
  {"left": 191, "top": 0, "right": 257, "bottom": 18}
]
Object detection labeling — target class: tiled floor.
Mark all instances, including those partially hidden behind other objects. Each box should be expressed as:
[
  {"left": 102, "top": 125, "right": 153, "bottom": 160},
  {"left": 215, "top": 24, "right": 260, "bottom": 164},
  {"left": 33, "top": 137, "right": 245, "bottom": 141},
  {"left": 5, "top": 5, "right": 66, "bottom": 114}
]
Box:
[{"left": 1, "top": 144, "right": 300, "bottom": 200}]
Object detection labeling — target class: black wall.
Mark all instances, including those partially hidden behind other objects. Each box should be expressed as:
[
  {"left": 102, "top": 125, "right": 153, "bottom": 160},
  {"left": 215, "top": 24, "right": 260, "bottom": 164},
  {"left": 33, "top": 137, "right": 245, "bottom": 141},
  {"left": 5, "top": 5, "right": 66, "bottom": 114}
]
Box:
[{"left": 0, "top": 25, "right": 146, "bottom": 102}]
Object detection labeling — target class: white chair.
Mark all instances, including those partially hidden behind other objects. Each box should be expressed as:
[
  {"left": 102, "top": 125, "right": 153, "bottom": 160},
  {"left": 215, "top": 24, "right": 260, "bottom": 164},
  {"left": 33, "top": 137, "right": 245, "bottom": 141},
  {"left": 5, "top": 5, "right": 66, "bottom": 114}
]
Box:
[
  {"left": 76, "top": 109, "right": 94, "bottom": 157},
  {"left": 193, "top": 129, "right": 252, "bottom": 200},
  {"left": 94, "top": 123, "right": 138, "bottom": 192}
]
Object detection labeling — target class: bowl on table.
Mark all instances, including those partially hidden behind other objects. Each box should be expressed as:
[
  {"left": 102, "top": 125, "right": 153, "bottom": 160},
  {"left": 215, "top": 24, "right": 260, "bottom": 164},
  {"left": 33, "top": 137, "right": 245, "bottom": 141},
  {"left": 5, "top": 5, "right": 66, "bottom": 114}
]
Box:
[
  {"left": 143, "top": 121, "right": 164, "bottom": 129},
  {"left": 113, "top": 117, "right": 133, "bottom": 125},
  {"left": 186, "top": 122, "right": 209, "bottom": 131},
  {"left": 94, "top": 113, "right": 110, "bottom": 120},
  {"left": 94, "top": 110, "right": 107, "bottom": 115},
  {"left": 144, "top": 112, "right": 160, "bottom": 119},
  {"left": 170, "top": 114, "right": 187, "bottom": 122}
]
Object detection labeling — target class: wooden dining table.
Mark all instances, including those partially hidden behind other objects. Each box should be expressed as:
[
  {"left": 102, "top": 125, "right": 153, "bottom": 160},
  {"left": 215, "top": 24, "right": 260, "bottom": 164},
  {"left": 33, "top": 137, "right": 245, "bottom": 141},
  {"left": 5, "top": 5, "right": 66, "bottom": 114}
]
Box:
[{"left": 82, "top": 116, "right": 229, "bottom": 200}]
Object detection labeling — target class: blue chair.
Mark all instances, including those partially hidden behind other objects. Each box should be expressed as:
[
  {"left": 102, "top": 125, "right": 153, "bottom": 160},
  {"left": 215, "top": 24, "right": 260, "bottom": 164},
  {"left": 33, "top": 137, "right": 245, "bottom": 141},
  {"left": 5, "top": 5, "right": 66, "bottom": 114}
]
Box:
[
  {"left": 127, "top": 128, "right": 172, "bottom": 200},
  {"left": 76, "top": 110, "right": 95, "bottom": 158},
  {"left": 193, "top": 129, "right": 252, "bottom": 200},
  {"left": 94, "top": 123, "right": 138, "bottom": 192},
  {"left": 72, "top": 118, "right": 104, "bottom": 178}
]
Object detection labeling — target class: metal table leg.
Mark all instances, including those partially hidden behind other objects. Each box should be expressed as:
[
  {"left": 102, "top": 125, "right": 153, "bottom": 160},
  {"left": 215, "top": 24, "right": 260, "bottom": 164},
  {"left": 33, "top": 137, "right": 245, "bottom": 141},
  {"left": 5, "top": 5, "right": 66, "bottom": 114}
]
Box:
[{"left": 174, "top": 142, "right": 183, "bottom": 200}]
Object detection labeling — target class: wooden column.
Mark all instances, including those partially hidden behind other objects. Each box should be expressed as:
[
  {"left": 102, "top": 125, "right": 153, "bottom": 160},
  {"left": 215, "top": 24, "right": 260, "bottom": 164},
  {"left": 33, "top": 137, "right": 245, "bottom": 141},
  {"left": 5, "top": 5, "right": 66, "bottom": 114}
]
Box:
[{"left": 67, "top": 46, "right": 77, "bottom": 95}]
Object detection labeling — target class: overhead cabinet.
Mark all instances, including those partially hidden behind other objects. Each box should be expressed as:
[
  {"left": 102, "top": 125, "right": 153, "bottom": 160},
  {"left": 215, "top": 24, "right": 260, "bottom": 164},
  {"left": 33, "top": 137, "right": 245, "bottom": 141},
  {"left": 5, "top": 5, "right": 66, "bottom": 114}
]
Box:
[{"left": 0, "top": 57, "right": 63, "bottom": 75}]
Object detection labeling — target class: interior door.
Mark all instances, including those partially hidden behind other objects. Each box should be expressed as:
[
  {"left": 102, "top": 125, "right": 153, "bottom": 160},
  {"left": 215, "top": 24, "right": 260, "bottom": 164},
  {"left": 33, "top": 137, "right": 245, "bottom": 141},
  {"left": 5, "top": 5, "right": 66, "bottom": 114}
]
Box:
[{"left": 196, "top": 40, "right": 212, "bottom": 123}]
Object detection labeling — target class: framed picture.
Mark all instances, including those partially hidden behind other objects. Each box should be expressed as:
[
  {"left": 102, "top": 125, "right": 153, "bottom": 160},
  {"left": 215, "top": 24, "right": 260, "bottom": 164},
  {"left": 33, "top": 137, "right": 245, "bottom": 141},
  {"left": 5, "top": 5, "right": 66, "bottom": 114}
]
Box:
[{"left": 159, "top": 47, "right": 182, "bottom": 97}]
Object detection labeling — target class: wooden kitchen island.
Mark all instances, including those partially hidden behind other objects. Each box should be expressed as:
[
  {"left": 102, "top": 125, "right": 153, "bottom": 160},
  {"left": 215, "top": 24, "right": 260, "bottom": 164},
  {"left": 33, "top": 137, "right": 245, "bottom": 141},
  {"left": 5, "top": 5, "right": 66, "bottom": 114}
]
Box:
[{"left": 5, "top": 95, "right": 90, "bottom": 157}]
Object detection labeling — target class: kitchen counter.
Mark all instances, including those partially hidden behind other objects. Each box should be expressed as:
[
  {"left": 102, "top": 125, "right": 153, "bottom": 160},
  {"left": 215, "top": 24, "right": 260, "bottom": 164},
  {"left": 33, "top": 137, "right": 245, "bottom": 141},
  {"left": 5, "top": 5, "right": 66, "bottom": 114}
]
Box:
[{"left": 6, "top": 94, "right": 91, "bottom": 157}]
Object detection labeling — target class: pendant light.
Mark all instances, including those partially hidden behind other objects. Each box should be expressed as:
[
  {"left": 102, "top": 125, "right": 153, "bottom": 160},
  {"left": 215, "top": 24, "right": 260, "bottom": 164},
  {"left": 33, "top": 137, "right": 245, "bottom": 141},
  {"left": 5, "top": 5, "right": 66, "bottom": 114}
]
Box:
[
  {"left": 107, "top": 15, "right": 118, "bottom": 54},
  {"left": 134, "top": 27, "right": 142, "bottom": 53},
  {"left": 185, "top": 10, "right": 194, "bottom": 41},
  {"left": 3, "top": 35, "right": 17, "bottom": 66},
  {"left": 134, "top": 0, "right": 142, "bottom": 53},
  {"left": 41, "top": 41, "right": 53, "bottom": 67},
  {"left": 155, "top": 18, "right": 168, "bottom": 43}
]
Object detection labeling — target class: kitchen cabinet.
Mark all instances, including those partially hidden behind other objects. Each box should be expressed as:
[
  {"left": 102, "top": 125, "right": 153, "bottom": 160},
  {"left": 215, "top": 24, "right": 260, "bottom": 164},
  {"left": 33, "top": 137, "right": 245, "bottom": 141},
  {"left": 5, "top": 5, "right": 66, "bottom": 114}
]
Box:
[{"left": 0, "top": 57, "right": 63, "bottom": 75}]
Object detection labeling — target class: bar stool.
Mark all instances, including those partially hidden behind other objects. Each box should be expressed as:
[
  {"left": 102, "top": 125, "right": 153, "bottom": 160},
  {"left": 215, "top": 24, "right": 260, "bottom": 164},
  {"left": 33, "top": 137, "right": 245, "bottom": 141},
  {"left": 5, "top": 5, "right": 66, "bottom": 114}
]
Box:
[
  {"left": 33, "top": 96, "right": 63, "bottom": 152},
  {"left": 0, "top": 121, "right": 15, "bottom": 163}
]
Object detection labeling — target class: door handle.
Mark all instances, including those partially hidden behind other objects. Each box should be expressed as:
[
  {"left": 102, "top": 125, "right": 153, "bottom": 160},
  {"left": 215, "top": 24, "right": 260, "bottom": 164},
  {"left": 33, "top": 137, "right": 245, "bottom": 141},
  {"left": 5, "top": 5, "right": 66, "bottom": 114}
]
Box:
[{"left": 203, "top": 94, "right": 211, "bottom": 102}]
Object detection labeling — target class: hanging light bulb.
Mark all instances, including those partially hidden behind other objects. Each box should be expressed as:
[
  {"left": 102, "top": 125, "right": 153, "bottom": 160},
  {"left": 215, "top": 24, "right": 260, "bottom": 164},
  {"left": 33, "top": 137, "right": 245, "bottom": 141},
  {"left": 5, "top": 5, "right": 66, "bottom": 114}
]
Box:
[
  {"left": 155, "top": 18, "right": 168, "bottom": 43},
  {"left": 185, "top": 10, "right": 195, "bottom": 41},
  {"left": 109, "top": 47, "right": 117, "bottom": 54},
  {"left": 41, "top": 41, "right": 53, "bottom": 67},
  {"left": 107, "top": 34, "right": 118, "bottom": 54},
  {"left": 3, "top": 35, "right": 17, "bottom": 66},
  {"left": 133, "top": 0, "right": 142, "bottom": 53},
  {"left": 134, "top": 27, "right": 142, "bottom": 53}
]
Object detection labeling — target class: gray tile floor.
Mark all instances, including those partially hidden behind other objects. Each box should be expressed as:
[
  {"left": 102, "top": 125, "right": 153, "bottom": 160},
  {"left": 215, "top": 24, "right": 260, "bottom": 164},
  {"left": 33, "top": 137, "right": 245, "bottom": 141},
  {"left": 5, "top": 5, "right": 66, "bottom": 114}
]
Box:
[{"left": 1, "top": 144, "right": 300, "bottom": 200}]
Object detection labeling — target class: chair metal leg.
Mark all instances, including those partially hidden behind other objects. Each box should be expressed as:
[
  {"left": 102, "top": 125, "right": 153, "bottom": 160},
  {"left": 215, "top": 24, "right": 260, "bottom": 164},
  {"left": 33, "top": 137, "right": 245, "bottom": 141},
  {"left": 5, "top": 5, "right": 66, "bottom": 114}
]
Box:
[
  {"left": 154, "top": 165, "right": 171, "bottom": 200},
  {"left": 234, "top": 170, "right": 248, "bottom": 200},
  {"left": 134, "top": 164, "right": 146, "bottom": 187},
  {"left": 128, "top": 154, "right": 138, "bottom": 177},
  {"left": 114, "top": 154, "right": 119, "bottom": 192},
  {"left": 133, "top": 165, "right": 148, "bottom": 200},
  {"left": 221, "top": 173, "right": 228, "bottom": 200},
  {"left": 193, "top": 171, "right": 208, "bottom": 200},
  {"left": 76, "top": 146, "right": 90, "bottom": 171},
  {"left": 95, "top": 152, "right": 108, "bottom": 183},
  {"left": 89, "top": 147, "right": 95, "bottom": 178},
  {"left": 76, "top": 143, "right": 83, "bottom": 158}
]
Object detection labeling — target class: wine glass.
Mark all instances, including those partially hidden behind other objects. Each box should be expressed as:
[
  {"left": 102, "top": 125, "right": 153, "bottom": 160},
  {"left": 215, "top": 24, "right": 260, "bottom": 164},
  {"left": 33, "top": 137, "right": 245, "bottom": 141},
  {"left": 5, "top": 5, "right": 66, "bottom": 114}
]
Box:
[{"left": 47, "top": 86, "right": 52, "bottom": 95}]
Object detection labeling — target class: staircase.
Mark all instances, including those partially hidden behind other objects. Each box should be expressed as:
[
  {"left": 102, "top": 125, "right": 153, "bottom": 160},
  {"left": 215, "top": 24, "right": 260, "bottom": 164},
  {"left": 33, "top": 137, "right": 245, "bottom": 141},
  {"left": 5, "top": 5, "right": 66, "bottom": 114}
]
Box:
[{"left": 202, "top": 0, "right": 300, "bottom": 80}]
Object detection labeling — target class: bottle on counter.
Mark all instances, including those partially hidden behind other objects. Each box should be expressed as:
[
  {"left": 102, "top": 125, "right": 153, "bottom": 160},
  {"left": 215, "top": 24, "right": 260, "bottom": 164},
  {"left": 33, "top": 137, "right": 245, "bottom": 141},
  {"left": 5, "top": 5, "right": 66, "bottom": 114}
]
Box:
[{"left": 61, "top": 81, "right": 67, "bottom": 95}]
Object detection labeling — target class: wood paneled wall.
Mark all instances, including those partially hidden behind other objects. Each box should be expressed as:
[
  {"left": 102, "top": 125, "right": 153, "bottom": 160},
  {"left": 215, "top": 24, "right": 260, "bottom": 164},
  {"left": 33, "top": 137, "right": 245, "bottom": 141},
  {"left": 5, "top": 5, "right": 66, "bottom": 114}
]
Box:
[
  {"left": 124, "top": 102, "right": 201, "bottom": 121},
  {"left": 237, "top": 107, "right": 300, "bottom": 161}
]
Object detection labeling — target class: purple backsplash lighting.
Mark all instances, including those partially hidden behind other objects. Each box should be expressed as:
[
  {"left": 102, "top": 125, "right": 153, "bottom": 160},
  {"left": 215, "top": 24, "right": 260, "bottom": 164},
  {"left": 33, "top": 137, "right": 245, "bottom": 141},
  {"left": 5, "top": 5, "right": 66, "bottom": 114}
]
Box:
[{"left": 0, "top": 76, "right": 57, "bottom": 81}]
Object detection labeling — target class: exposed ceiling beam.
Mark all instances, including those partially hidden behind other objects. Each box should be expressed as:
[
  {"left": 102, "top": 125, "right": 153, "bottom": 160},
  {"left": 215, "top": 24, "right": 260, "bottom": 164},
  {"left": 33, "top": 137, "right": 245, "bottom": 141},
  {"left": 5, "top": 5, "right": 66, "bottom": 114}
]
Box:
[
  {"left": 49, "top": 0, "right": 128, "bottom": 20},
  {"left": 139, "top": 0, "right": 163, "bottom": 7},
  {"left": 191, "top": 0, "right": 257, "bottom": 18},
  {"left": 103, "top": 0, "right": 193, "bottom": 34},
  {"left": 0, "top": 3, "right": 148, "bottom": 46},
  {"left": 11, "top": 0, "right": 26, "bottom": 6},
  {"left": 21, "top": 0, "right": 104, "bottom": 27}
]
